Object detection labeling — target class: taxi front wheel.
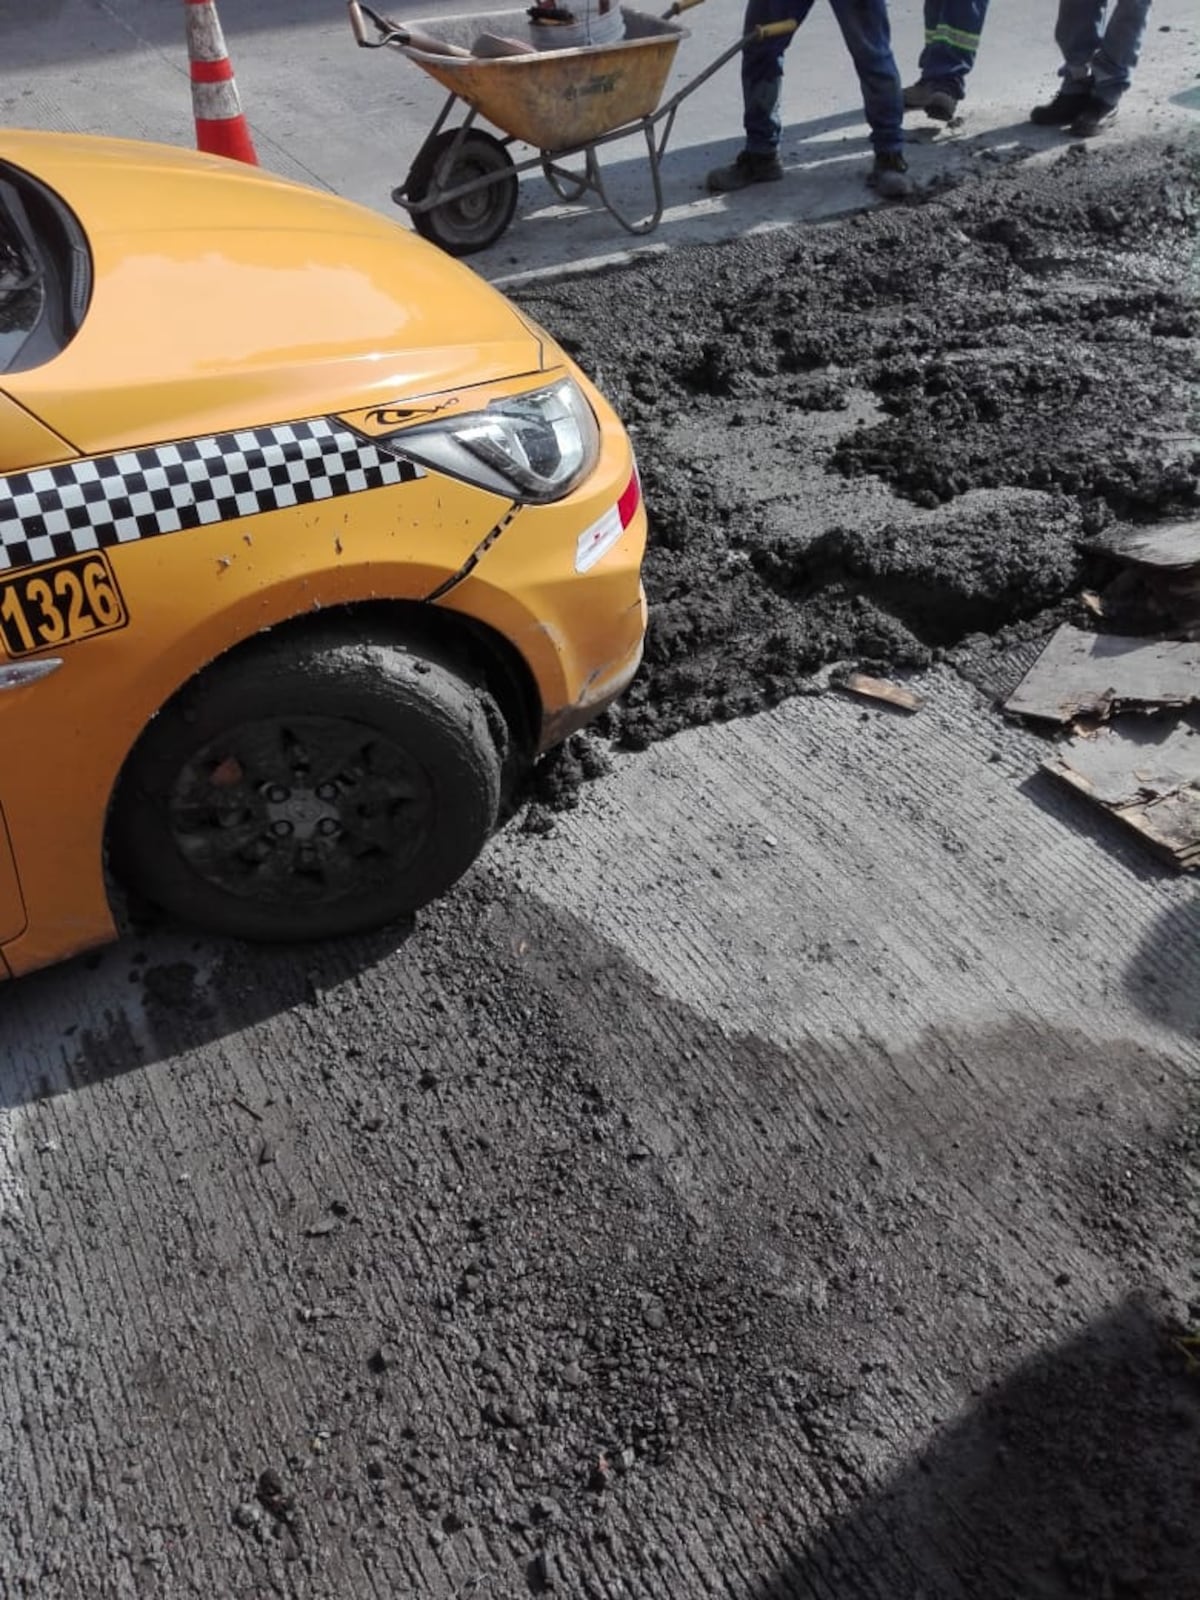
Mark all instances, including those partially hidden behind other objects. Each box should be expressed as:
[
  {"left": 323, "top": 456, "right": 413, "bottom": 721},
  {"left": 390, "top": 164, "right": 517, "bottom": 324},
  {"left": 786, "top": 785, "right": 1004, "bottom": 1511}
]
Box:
[{"left": 109, "top": 628, "right": 505, "bottom": 942}]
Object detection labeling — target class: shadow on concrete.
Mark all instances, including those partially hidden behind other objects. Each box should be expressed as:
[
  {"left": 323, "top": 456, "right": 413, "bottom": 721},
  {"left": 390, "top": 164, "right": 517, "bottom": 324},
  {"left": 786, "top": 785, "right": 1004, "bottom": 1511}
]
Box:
[
  {"left": 480, "top": 112, "right": 1051, "bottom": 285},
  {"left": 1125, "top": 891, "right": 1200, "bottom": 1038},
  {"left": 0, "top": 901, "right": 417, "bottom": 1109},
  {"left": 753, "top": 1296, "right": 1200, "bottom": 1600}
]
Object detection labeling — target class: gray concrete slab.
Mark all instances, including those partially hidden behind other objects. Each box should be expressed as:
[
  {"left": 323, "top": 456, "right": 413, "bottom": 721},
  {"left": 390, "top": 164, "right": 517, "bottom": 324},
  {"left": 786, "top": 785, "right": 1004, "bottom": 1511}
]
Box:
[
  {"left": 0, "top": 664, "right": 1196, "bottom": 1596},
  {"left": 1, "top": 0, "right": 1197, "bottom": 283}
]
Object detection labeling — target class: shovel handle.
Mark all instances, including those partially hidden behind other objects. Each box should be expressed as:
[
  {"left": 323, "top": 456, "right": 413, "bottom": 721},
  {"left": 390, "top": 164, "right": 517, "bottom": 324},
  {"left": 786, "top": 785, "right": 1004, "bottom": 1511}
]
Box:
[
  {"left": 348, "top": 1, "right": 406, "bottom": 46},
  {"left": 347, "top": 1, "right": 472, "bottom": 56},
  {"left": 347, "top": 0, "right": 371, "bottom": 45}
]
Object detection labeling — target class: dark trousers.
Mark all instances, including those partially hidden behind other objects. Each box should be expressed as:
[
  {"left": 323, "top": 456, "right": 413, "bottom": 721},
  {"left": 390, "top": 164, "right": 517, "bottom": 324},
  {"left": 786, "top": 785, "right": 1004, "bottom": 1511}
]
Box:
[
  {"left": 1056, "top": 0, "right": 1151, "bottom": 102},
  {"left": 916, "top": 0, "right": 990, "bottom": 99},
  {"left": 741, "top": 0, "right": 904, "bottom": 158}
]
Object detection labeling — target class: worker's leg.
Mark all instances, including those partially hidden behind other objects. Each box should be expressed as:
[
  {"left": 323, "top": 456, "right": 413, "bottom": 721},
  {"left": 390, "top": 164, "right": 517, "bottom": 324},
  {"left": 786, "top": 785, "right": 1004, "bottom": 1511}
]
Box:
[
  {"left": 1054, "top": 0, "right": 1105, "bottom": 83},
  {"left": 903, "top": 0, "right": 943, "bottom": 110},
  {"left": 915, "top": 0, "right": 990, "bottom": 101},
  {"left": 1038, "top": 0, "right": 1147, "bottom": 134},
  {"left": 1030, "top": 0, "right": 1104, "bottom": 123},
  {"left": 741, "top": 0, "right": 813, "bottom": 155},
  {"left": 1092, "top": 0, "right": 1151, "bottom": 103},
  {"left": 707, "top": 0, "right": 810, "bottom": 189},
  {"left": 826, "top": 0, "right": 904, "bottom": 155}
]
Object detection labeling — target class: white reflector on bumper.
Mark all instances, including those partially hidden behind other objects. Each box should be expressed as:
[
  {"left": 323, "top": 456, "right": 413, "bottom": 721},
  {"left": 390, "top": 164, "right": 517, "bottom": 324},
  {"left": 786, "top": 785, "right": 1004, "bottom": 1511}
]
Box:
[{"left": 574, "top": 468, "right": 641, "bottom": 573}]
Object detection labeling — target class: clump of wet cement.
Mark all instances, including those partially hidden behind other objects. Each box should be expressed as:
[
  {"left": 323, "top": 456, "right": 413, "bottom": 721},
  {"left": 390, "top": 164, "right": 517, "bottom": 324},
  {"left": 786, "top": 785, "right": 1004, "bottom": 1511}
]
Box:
[
  {"left": 756, "top": 493, "right": 1087, "bottom": 645},
  {"left": 515, "top": 138, "right": 1199, "bottom": 760}
]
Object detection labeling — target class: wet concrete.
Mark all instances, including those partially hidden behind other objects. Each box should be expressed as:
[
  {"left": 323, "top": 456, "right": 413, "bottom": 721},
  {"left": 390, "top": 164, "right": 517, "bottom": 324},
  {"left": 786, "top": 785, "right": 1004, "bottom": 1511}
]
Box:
[{"left": 514, "top": 137, "right": 1199, "bottom": 753}]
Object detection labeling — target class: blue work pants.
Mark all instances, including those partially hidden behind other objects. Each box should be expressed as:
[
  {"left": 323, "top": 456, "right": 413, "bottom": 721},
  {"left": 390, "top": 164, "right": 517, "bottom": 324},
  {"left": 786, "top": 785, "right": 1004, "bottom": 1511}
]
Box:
[
  {"left": 1055, "top": 0, "right": 1151, "bottom": 103},
  {"left": 916, "top": 0, "right": 989, "bottom": 99},
  {"left": 741, "top": 0, "right": 904, "bottom": 158}
]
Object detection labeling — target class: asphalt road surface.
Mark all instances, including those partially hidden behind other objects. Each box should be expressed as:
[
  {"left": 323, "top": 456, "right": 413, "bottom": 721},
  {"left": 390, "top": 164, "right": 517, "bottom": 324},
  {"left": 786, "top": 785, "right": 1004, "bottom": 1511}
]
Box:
[{"left": 2, "top": 7, "right": 1199, "bottom": 1598}]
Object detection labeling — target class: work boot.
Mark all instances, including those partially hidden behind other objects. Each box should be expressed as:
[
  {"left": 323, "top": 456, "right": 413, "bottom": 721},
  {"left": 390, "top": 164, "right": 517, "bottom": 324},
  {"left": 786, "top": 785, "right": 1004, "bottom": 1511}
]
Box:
[
  {"left": 1029, "top": 80, "right": 1095, "bottom": 125},
  {"left": 923, "top": 89, "right": 958, "bottom": 122},
  {"left": 903, "top": 80, "right": 957, "bottom": 121},
  {"left": 868, "top": 151, "right": 912, "bottom": 200},
  {"left": 706, "top": 149, "right": 784, "bottom": 193},
  {"left": 902, "top": 79, "right": 936, "bottom": 109},
  {"left": 1069, "top": 94, "right": 1119, "bottom": 136}
]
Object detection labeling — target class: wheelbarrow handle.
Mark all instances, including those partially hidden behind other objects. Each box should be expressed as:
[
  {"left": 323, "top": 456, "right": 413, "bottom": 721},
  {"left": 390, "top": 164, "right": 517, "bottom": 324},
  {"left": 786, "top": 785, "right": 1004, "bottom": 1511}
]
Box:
[
  {"left": 755, "top": 18, "right": 799, "bottom": 38},
  {"left": 662, "top": 0, "right": 707, "bottom": 15}
]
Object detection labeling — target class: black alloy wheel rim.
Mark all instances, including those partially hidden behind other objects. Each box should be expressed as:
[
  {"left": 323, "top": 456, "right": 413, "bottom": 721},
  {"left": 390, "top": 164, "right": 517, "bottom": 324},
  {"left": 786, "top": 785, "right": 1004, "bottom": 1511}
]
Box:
[{"left": 166, "top": 715, "right": 433, "bottom": 905}]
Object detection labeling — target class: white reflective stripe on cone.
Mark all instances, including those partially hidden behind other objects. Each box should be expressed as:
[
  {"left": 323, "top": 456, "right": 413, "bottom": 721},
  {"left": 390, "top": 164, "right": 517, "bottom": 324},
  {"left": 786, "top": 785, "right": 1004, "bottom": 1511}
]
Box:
[
  {"left": 191, "top": 80, "right": 243, "bottom": 119},
  {"left": 186, "top": 6, "right": 231, "bottom": 62}
]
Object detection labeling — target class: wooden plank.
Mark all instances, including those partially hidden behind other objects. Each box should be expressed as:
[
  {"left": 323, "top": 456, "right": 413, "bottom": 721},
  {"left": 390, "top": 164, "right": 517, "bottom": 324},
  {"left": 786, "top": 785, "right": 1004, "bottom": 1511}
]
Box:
[
  {"left": 1098, "top": 519, "right": 1200, "bottom": 571},
  {"left": 840, "top": 674, "right": 924, "bottom": 713},
  {"left": 1042, "top": 711, "right": 1200, "bottom": 803},
  {"left": 1005, "top": 624, "right": 1200, "bottom": 724},
  {"left": 1048, "top": 769, "right": 1200, "bottom": 870},
  {"left": 1042, "top": 711, "right": 1200, "bottom": 871}
]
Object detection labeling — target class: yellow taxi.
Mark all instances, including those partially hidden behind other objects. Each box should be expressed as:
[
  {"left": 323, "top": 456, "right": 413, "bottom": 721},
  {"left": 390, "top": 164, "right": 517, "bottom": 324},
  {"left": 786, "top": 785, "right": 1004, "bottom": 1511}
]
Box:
[{"left": 0, "top": 130, "right": 646, "bottom": 978}]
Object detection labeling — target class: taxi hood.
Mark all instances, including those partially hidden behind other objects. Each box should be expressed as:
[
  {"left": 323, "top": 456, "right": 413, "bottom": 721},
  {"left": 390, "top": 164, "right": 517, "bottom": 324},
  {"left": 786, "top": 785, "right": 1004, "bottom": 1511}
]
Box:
[{"left": 2, "top": 132, "right": 546, "bottom": 454}]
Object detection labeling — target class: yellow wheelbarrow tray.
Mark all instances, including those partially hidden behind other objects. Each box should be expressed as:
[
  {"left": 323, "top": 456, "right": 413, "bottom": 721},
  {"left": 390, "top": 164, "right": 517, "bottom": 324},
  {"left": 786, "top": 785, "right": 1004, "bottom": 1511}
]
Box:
[{"left": 347, "top": 1, "right": 797, "bottom": 256}]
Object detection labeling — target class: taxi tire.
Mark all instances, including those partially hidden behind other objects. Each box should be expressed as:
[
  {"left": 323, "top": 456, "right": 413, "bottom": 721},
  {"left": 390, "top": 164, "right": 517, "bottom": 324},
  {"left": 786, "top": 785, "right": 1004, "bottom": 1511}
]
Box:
[
  {"left": 109, "top": 629, "right": 504, "bottom": 943},
  {"left": 405, "top": 129, "right": 519, "bottom": 257}
]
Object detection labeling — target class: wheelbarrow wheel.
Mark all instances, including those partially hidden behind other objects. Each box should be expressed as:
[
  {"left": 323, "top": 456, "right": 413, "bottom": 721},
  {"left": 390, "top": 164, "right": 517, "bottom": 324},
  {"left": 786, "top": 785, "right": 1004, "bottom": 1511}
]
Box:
[{"left": 406, "top": 129, "right": 518, "bottom": 257}]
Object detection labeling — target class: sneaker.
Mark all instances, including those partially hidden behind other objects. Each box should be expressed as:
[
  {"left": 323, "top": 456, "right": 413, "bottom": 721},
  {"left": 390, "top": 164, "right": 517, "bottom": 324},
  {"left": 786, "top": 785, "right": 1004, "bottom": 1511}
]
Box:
[
  {"left": 868, "top": 151, "right": 912, "bottom": 200},
  {"left": 706, "top": 149, "right": 784, "bottom": 193},
  {"left": 1069, "top": 94, "right": 1119, "bottom": 136},
  {"left": 1029, "top": 81, "right": 1094, "bottom": 125}
]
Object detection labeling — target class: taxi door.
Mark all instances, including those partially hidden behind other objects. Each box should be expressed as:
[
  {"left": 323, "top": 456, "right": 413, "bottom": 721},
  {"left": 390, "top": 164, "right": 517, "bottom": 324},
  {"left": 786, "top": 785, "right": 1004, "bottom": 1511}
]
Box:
[
  {"left": 0, "top": 391, "right": 77, "bottom": 948},
  {"left": 0, "top": 807, "right": 25, "bottom": 947}
]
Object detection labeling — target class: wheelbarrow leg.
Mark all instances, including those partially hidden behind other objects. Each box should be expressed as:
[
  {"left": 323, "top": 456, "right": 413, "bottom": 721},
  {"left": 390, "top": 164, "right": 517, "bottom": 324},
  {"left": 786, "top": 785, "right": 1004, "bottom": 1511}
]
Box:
[
  {"left": 541, "top": 153, "right": 590, "bottom": 204},
  {"left": 584, "top": 119, "right": 665, "bottom": 237},
  {"left": 653, "top": 102, "right": 681, "bottom": 163}
]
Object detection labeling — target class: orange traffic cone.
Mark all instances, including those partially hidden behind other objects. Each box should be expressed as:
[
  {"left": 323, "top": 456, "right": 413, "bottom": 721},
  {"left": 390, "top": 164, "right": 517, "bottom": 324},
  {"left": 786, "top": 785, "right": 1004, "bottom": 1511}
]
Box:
[{"left": 184, "top": 0, "right": 258, "bottom": 165}]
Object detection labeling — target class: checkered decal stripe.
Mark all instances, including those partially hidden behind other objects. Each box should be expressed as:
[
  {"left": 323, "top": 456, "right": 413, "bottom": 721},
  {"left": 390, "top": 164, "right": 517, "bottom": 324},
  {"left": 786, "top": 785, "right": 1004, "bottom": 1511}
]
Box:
[{"left": 0, "top": 418, "right": 422, "bottom": 574}]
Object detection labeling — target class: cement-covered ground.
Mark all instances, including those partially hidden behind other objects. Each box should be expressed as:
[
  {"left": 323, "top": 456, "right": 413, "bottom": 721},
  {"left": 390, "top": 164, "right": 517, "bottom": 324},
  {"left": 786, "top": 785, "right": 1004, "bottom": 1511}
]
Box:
[
  {"left": 2, "top": 137, "right": 1198, "bottom": 1600},
  {"left": 515, "top": 137, "right": 1198, "bottom": 761}
]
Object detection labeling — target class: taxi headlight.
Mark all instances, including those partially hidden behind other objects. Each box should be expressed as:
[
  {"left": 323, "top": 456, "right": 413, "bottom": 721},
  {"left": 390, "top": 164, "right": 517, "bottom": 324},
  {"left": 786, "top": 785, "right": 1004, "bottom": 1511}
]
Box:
[{"left": 382, "top": 377, "right": 600, "bottom": 504}]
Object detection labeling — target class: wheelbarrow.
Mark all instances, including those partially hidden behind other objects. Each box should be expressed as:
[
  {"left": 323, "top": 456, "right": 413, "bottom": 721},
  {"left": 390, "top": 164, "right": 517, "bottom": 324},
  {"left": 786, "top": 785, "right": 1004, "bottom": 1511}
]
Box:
[{"left": 347, "top": 0, "right": 797, "bottom": 256}]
